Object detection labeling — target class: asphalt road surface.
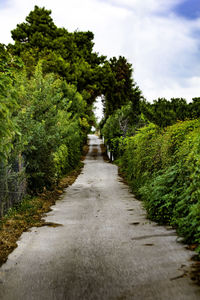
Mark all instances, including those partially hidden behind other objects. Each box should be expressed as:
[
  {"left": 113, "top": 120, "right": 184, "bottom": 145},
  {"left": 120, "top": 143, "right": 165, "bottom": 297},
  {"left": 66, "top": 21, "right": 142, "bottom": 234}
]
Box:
[{"left": 0, "top": 135, "right": 199, "bottom": 300}]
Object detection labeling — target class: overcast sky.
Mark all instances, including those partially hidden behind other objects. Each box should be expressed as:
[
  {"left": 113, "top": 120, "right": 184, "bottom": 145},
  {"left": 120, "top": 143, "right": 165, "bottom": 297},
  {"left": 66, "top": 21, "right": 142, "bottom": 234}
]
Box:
[{"left": 0, "top": 0, "right": 200, "bottom": 105}]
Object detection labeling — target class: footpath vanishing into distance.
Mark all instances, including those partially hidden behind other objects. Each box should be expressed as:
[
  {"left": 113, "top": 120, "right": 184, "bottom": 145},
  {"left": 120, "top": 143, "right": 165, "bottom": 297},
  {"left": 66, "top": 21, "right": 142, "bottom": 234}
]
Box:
[{"left": 0, "top": 135, "right": 199, "bottom": 300}]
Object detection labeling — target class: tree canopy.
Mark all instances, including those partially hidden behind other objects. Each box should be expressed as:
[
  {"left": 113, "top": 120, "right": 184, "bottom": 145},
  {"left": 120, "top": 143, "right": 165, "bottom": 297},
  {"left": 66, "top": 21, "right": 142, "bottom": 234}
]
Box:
[
  {"left": 102, "top": 56, "right": 141, "bottom": 119},
  {"left": 9, "top": 6, "right": 105, "bottom": 105}
]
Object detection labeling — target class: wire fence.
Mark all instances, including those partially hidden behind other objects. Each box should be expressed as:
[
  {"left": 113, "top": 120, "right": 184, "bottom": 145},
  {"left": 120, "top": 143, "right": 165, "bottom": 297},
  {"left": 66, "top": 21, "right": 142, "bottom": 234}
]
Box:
[{"left": 0, "top": 158, "right": 27, "bottom": 217}]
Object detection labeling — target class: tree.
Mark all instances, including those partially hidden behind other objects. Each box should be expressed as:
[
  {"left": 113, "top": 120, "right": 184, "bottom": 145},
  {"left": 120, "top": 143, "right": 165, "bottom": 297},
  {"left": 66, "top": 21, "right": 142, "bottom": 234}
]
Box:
[
  {"left": 188, "top": 98, "right": 200, "bottom": 119},
  {"left": 11, "top": 6, "right": 57, "bottom": 52},
  {"left": 0, "top": 44, "right": 23, "bottom": 160},
  {"left": 141, "top": 98, "right": 190, "bottom": 128},
  {"left": 102, "top": 56, "right": 141, "bottom": 120},
  {"left": 9, "top": 6, "right": 106, "bottom": 106},
  {"left": 12, "top": 63, "right": 88, "bottom": 192}
]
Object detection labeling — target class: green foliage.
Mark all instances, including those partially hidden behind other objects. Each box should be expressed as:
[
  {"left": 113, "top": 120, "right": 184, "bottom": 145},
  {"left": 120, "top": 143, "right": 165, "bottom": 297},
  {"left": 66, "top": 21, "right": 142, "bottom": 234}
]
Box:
[
  {"left": 4, "top": 5, "right": 200, "bottom": 256},
  {"left": 188, "top": 98, "right": 200, "bottom": 119},
  {"left": 9, "top": 6, "right": 106, "bottom": 105},
  {"left": 53, "top": 144, "right": 69, "bottom": 179},
  {"left": 160, "top": 120, "right": 199, "bottom": 168},
  {"left": 9, "top": 63, "right": 87, "bottom": 192},
  {"left": 101, "top": 102, "right": 145, "bottom": 147},
  {"left": 1, "top": 5, "right": 137, "bottom": 216},
  {"left": 141, "top": 97, "right": 200, "bottom": 128},
  {"left": 113, "top": 120, "right": 200, "bottom": 255},
  {"left": 0, "top": 46, "right": 23, "bottom": 161},
  {"left": 139, "top": 165, "right": 181, "bottom": 224},
  {"left": 118, "top": 123, "right": 161, "bottom": 191},
  {"left": 102, "top": 56, "right": 141, "bottom": 119}
]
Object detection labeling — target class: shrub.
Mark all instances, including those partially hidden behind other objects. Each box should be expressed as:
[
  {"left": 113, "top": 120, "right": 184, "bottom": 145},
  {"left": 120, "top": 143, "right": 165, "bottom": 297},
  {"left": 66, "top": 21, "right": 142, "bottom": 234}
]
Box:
[{"left": 111, "top": 120, "right": 200, "bottom": 255}]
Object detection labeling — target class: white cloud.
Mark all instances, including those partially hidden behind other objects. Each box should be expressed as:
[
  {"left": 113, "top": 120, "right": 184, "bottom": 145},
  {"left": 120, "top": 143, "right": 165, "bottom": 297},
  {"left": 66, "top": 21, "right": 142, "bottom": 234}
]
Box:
[
  {"left": 48, "top": 0, "right": 130, "bottom": 57},
  {"left": 155, "top": 76, "right": 200, "bottom": 101},
  {"left": 121, "top": 12, "right": 200, "bottom": 100},
  {"left": 104, "top": 0, "right": 183, "bottom": 14},
  {"left": 0, "top": 0, "right": 200, "bottom": 102}
]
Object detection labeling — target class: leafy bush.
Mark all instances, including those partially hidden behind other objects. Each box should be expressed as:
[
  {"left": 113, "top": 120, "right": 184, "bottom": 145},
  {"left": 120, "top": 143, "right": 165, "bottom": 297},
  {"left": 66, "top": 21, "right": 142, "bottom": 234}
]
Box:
[
  {"left": 139, "top": 165, "right": 182, "bottom": 224},
  {"left": 141, "top": 97, "right": 200, "bottom": 127},
  {"left": 0, "top": 62, "right": 88, "bottom": 196},
  {"left": 13, "top": 65, "right": 87, "bottom": 192},
  {"left": 109, "top": 120, "right": 200, "bottom": 255},
  {"left": 53, "top": 144, "right": 69, "bottom": 180},
  {"left": 118, "top": 123, "right": 161, "bottom": 191},
  {"left": 0, "top": 51, "right": 20, "bottom": 161},
  {"left": 160, "top": 120, "right": 200, "bottom": 168}
]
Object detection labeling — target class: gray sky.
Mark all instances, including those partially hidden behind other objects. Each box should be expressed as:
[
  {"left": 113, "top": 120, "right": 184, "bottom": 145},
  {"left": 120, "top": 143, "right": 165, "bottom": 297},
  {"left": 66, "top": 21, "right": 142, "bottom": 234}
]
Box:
[{"left": 1, "top": 0, "right": 200, "bottom": 106}]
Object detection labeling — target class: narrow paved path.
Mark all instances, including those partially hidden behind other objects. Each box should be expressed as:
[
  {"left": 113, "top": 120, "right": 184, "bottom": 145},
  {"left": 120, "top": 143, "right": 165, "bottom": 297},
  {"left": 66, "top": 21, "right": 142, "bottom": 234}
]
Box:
[{"left": 0, "top": 135, "right": 199, "bottom": 300}]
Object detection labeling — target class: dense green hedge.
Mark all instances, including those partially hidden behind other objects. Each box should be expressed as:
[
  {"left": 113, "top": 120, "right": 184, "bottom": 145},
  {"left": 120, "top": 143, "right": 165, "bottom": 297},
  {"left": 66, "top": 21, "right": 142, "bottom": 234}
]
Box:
[
  {"left": 0, "top": 62, "right": 90, "bottom": 215},
  {"left": 112, "top": 120, "right": 200, "bottom": 254},
  {"left": 14, "top": 65, "right": 89, "bottom": 193}
]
